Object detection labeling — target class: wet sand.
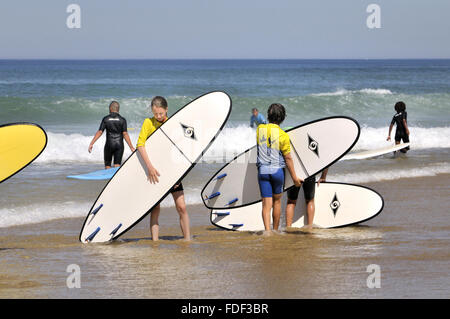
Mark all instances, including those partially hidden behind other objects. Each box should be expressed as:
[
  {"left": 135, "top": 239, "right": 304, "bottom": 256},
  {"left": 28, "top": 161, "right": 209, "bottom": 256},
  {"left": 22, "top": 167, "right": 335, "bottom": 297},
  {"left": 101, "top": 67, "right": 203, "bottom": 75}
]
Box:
[{"left": 1, "top": 174, "right": 449, "bottom": 299}]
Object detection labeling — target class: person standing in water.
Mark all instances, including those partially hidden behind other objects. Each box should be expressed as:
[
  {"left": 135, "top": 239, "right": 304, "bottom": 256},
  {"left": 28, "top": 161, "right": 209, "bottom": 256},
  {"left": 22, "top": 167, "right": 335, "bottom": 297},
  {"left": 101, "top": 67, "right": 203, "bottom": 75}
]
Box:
[
  {"left": 136, "top": 96, "right": 191, "bottom": 241},
  {"left": 256, "top": 103, "right": 302, "bottom": 234},
  {"left": 88, "top": 101, "right": 135, "bottom": 168},
  {"left": 250, "top": 108, "right": 267, "bottom": 128},
  {"left": 387, "top": 101, "right": 410, "bottom": 153}
]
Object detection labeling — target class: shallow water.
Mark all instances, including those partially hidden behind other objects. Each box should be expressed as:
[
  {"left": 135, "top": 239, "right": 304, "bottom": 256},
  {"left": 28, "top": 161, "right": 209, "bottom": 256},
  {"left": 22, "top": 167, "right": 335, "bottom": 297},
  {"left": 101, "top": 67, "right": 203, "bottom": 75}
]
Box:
[{"left": 1, "top": 175, "right": 448, "bottom": 298}]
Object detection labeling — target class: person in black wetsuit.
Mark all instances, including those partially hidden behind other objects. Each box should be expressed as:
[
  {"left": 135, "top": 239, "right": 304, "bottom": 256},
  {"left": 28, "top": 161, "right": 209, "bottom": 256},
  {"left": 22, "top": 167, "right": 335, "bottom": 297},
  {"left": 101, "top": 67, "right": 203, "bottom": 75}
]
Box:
[
  {"left": 387, "top": 101, "right": 410, "bottom": 153},
  {"left": 88, "top": 101, "right": 135, "bottom": 168}
]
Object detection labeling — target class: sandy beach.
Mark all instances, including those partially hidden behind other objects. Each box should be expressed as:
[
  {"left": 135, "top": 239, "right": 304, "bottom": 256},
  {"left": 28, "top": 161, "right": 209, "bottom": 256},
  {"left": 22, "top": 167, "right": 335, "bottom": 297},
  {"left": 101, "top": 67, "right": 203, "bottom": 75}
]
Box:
[{"left": 1, "top": 174, "right": 449, "bottom": 299}]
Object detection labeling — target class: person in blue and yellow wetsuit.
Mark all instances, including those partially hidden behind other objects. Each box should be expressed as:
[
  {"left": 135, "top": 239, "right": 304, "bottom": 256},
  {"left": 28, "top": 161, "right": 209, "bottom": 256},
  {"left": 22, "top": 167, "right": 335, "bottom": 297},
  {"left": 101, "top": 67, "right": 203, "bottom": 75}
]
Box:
[
  {"left": 256, "top": 103, "right": 302, "bottom": 234},
  {"left": 136, "top": 96, "right": 190, "bottom": 241}
]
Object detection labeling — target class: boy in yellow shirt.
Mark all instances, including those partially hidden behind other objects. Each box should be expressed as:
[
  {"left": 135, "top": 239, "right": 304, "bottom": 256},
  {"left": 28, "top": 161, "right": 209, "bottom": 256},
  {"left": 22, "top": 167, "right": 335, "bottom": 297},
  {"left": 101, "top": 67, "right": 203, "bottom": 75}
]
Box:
[
  {"left": 256, "top": 103, "right": 302, "bottom": 233},
  {"left": 136, "top": 96, "right": 190, "bottom": 241}
]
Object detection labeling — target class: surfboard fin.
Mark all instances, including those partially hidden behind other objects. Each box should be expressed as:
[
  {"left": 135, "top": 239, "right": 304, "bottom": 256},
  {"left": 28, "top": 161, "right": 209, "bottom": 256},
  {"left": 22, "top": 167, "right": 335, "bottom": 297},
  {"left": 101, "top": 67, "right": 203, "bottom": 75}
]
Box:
[
  {"left": 206, "top": 192, "right": 221, "bottom": 200},
  {"left": 91, "top": 204, "right": 103, "bottom": 215},
  {"left": 227, "top": 198, "right": 238, "bottom": 206},
  {"left": 110, "top": 223, "right": 122, "bottom": 236},
  {"left": 86, "top": 227, "right": 100, "bottom": 242},
  {"left": 216, "top": 173, "right": 227, "bottom": 180},
  {"left": 213, "top": 212, "right": 230, "bottom": 217},
  {"left": 229, "top": 223, "right": 243, "bottom": 228}
]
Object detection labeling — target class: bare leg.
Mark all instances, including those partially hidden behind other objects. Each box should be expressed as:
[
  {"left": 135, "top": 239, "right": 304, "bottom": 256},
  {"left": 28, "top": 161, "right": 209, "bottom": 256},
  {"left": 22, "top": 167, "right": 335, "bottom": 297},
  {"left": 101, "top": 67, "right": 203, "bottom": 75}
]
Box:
[
  {"left": 262, "top": 197, "right": 273, "bottom": 231},
  {"left": 272, "top": 193, "right": 282, "bottom": 230},
  {"left": 150, "top": 204, "right": 160, "bottom": 241},
  {"left": 285, "top": 199, "right": 297, "bottom": 227},
  {"left": 172, "top": 191, "right": 191, "bottom": 241},
  {"left": 305, "top": 199, "right": 315, "bottom": 229}
]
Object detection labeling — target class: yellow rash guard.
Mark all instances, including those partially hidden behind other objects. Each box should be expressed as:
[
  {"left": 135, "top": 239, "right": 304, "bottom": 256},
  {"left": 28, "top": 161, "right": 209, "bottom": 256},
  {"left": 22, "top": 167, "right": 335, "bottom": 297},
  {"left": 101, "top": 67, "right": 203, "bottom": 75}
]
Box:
[
  {"left": 256, "top": 123, "right": 290, "bottom": 168},
  {"left": 136, "top": 117, "right": 168, "bottom": 148}
]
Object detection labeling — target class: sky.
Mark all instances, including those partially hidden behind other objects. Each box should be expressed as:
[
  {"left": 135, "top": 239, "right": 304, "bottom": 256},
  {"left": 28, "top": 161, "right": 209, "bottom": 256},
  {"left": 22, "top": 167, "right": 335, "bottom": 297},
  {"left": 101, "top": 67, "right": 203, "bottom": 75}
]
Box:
[{"left": 0, "top": 0, "right": 449, "bottom": 59}]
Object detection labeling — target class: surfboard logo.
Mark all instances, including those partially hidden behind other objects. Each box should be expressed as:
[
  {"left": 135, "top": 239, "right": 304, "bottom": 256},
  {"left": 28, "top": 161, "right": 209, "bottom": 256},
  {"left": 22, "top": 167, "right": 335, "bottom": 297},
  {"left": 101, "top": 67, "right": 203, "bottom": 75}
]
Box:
[
  {"left": 330, "top": 193, "right": 340, "bottom": 216},
  {"left": 307, "top": 134, "right": 319, "bottom": 157},
  {"left": 181, "top": 123, "right": 196, "bottom": 140}
]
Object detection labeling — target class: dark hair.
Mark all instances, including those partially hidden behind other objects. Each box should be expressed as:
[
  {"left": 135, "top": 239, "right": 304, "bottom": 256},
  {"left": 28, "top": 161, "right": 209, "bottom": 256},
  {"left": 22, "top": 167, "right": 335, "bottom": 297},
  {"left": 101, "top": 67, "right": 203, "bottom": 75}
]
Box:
[
  {"left": 252, "top": 108, "right": 258, "bottom": 112},
  {"left": 395, "top": 101, "right": 406, "bottom": 112},
  {"left": 151, "top": 96, "right": 168, "bottom": 109},
  {"left": 109, "top": 101, "right": 120, "bottom": 112},
  {"left": 267, "top": 103, "right": 286, "bottom": 125}
]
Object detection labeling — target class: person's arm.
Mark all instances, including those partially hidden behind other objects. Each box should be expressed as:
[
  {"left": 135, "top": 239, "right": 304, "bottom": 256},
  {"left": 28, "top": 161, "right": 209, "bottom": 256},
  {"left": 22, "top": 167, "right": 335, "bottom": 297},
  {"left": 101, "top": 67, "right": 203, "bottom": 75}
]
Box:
[
  {"left": 284, "top": 152, "right": 302, "bottom": 187},
  {"left": 260, "top": 113, "right": 267, "bottom": 124},
  {"left": 88, "top": 130, "right": 103, "bottom": 153},
  {"left": 387, "top": 123, "right": 394, "bottom": 141},
  {"left": 280, "top": 133, "right": 302, "bottom": 187},
  {"left": 136, "top": 119, "right": 160, "bottom": 183},
  {"left": 137, "top": 146, "right": 160, "bottom": 184},
  {"left": 403, "top": 119, "right": 410, "bottom": 136},
  {"left": 123, "top": 132, "right": 135, "bottom": 152},
  {"left": 402, "top": 113, "right": 410, "bottom": 136},
  {"left": 250, "top": 116, "right": 255, "bottom": 128},
  {"left": 317, "top": 168, "right": 328, "bottom": 186}
]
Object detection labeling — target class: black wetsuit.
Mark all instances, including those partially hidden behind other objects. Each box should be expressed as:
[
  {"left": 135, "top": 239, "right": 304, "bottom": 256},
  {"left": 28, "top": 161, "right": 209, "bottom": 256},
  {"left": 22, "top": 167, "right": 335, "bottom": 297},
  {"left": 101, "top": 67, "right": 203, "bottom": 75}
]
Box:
[
  {"left": 99, "top": 112, "right": 127, "bottom": 167},
  {"left": 391, "top": 111, "right": 410, "bottom": 151}
]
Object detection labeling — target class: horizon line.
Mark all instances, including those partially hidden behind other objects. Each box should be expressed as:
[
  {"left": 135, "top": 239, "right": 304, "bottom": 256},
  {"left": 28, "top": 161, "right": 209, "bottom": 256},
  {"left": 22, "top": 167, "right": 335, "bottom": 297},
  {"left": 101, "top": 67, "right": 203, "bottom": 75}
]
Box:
[{"left": 1, "top": 57, "right": 450, "bottom": 61}]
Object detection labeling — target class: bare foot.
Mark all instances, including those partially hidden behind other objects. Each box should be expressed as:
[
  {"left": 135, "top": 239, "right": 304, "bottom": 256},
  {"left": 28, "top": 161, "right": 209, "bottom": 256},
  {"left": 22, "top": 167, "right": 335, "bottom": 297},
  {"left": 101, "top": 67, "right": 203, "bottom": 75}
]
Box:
[{"left": 262, "top": 230, "right": 273, "bottom": 237}]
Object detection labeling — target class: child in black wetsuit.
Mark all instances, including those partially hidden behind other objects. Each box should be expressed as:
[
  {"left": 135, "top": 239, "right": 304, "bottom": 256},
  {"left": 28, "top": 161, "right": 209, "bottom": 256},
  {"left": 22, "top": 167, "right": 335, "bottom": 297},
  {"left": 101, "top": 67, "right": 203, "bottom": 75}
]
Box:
[{"left": 387, "top": 101, "right": 410, "bottom": 153}]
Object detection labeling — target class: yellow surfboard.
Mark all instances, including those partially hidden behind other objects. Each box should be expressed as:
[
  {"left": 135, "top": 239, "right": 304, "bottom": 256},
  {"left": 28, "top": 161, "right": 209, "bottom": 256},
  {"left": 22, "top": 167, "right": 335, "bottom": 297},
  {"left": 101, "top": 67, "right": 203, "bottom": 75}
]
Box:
[{"left": 0, "top": 123, "right": 47, "bottom": 183}]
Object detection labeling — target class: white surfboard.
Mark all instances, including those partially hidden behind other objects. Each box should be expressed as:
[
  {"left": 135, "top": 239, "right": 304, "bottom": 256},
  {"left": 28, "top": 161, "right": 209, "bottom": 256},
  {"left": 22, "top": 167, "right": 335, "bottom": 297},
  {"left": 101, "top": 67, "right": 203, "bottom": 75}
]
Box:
[
  {"left": 79, "top": 91, "right": 232, "bottom": 243},
  {"left": 201, "top": 117, "right": 360, "bottom": 209},
  {"left": 341, "top": 143, "right": 410, "bottom": 161},
  {"left": 210, "top": 182, "right": 383, "bottom": 231}
]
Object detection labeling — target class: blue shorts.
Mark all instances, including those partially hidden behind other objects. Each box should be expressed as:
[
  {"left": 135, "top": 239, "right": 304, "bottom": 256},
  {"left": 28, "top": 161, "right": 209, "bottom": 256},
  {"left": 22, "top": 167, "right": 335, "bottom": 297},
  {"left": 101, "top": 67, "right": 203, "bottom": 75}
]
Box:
[{"left": 258, "top": 167, "right": 285, "bottom": 198}]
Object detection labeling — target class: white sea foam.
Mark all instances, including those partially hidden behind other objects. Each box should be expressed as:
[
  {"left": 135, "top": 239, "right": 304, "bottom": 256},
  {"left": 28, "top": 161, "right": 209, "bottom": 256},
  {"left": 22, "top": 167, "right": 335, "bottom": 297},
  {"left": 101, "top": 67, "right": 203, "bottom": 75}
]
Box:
[
  {"left": 312, "top": 88, "right": 393, "bottom": 96},
  {"left": 35, "top": 131, "right": 140, "bottom": 163},
  {"left": 0, "top": 190, "right": 203, "bottom": 228},
  {"left": 328, "top": 163, "right": 450, "bottom": 184},
  {"left": 36, "top": 125, "right": 449, "bottom": 164},
  {"left": 0, "top": 201, "right": 90, "bottom": 228},
  {"left": 352, "top": 126, "right": 450, "bottom": 151}
]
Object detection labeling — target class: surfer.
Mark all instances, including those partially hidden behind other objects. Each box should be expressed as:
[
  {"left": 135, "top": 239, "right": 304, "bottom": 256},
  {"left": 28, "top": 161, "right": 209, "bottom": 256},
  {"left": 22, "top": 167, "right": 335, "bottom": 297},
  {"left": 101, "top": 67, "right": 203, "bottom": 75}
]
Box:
[
  {"left": 285, "top": 168, "right": 329, "bottom": 230},
  {"left": 88, "top": 101, "right": 135, "bottom": 168},
  {"left": 250, "top": 108, "right": 267, "bottom": 128},
  {"left": 256, "top": 103, "right": 302, "bottom": 234},
  {"left": 136, "top": 96, "right": 191, "bottom": 241},
  {"left": 387, "top": 101, "right": 410, "bottom": 153}
]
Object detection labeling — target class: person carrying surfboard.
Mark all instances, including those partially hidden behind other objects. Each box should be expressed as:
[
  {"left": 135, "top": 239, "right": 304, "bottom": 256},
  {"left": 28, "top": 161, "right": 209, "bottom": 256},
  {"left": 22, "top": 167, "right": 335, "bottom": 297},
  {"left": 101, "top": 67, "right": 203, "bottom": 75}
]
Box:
[
  {"left": 256, "top": 103, "right": 302, "bottom": 234},
  {"left": 88, "top": 101, "right": 135, "bottom": 168},
  {"left": 136, "top": 96, "right": 191, "bottom": 241},
  {"left": 387, "top": 101, "right": 410, "bottom": 153},
  {"left": 250, "top": 108, "right": 267, "bottom": 128}
]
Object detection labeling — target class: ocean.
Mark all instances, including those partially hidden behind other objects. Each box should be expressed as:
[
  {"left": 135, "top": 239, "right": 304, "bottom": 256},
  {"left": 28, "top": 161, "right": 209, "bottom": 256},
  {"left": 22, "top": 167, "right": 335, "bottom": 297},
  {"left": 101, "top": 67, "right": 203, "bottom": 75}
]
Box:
[{"left": 0, "top": 59, "right": 449, "bottom": 298}]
